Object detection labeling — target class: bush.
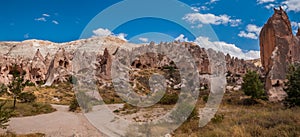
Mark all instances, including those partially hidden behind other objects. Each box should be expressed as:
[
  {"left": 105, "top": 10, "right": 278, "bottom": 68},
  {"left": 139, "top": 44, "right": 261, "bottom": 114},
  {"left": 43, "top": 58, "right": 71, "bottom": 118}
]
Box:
[
  {"left": 18, "top": 92, "right": 37, "bottom": 103},
  {"left": 69, "top": 97, "right": 79, "bottom": 112},
  {"left": 242, "top": 70, "right": 265, "bottom": 99},
  {"left": 158, "top": 93, "right": 178, "bottom": 105},
  {"left": 211, "top": 114, "right": 224, "bottom": 124},
  {"left": 69, "top": 92, "right": 99, "bottom": 112},
  {"left": 202, "top": 95, "right": 208, "bottom": 103},
  {"left": 25, "top": 81, "right": 36, "bottom": 87},
  {"left": 68, "top": 75, "right": 78, "bottom": 85},
  {"left": 0, "top": 102, "right": 11, "bottom": 129},
  {"left": 1, "top": 101, "right": 55, "bottom": 117},
  {"left": 284, "top": 65, "right": 300, "bottom": 107}
]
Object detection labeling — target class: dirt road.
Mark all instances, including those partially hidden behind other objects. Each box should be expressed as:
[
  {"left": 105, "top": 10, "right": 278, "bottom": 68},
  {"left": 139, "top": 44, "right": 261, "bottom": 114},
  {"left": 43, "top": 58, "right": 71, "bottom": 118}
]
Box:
[{"left": 5, "top": 105, "right": 103, "bottom": 137}]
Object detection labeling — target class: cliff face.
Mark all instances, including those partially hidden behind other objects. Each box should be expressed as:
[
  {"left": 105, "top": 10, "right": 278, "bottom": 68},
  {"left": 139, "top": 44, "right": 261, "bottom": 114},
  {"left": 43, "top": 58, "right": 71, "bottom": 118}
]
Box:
[
  {"left": 260, "top": 7, "right": 300, "bottom": 102},
  {"left": 0, "top": 36, "right": 130, "bottom": 86},
  {"left": 0, "top": 36, "right": 259, "bottom": 90}
]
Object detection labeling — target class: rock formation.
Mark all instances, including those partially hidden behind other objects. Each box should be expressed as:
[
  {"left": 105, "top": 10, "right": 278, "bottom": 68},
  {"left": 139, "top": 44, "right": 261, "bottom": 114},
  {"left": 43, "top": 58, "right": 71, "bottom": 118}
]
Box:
[
  {"left": 260, "top": 7, "right": 300, "bottom": 101},
  {"left": 0, "top": 36, "right": 260, "bottom": 91},
  {"left": 30, "top": 49, "right": 47, "bottom": 84}
]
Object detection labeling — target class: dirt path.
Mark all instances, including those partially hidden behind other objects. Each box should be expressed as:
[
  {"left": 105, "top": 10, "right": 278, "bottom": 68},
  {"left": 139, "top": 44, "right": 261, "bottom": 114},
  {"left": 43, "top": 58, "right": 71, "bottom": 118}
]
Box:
[{"left": 4, "top": 105, "right": 104, "bottom": 137}]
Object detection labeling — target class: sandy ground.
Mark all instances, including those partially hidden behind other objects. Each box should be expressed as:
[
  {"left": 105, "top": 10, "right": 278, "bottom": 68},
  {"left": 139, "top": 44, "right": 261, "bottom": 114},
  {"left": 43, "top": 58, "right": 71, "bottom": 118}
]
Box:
[
  {"left": 2, "top": 105, "right": 104, "bottom": 137},
  {"left": 0, "top": 104, "right": 170, "bottom": 137}
]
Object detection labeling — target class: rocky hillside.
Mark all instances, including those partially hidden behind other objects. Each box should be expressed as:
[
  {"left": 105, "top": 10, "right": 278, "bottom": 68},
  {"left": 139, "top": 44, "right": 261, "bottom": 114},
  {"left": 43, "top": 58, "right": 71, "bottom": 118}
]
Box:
[
  {"left": 0, "top": 36, "right": 259, "bottom": 91},
  {"left": 260, "top": 7, "right": 300, "bottom": 101}
]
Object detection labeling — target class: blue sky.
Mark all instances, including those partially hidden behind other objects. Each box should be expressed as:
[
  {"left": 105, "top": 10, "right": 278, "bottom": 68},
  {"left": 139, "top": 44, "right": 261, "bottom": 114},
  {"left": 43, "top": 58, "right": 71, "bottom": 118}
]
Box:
[{"left": 0, "top": 0, "right": 299, "bottom": 59}]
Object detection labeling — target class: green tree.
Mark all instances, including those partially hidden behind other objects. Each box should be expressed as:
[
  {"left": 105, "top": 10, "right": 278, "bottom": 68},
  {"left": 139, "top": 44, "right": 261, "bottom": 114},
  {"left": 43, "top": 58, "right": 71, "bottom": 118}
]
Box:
[
  {"left": 242, "top": 70, "right": 265, "bottom": 99},
  {"left": 284, "top": 65, "right": 300, "bottom": 107},
  {"left": 6, "top": 65, "right": 30, "bottom": 109}
]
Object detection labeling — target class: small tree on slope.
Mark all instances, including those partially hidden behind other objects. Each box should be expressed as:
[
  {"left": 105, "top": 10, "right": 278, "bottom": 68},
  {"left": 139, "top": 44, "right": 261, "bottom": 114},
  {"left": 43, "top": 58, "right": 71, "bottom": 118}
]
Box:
[
  {"left": 242, "top": 70, "right": 265, "bottom": 99},
  {"left": 284, "top": 65, "right": 300, "bottom": 107}
]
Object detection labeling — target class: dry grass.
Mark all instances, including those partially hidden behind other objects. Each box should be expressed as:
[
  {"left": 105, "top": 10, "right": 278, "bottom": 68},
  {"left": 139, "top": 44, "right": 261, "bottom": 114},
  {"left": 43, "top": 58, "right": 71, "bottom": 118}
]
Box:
[
  {"left": 0, "top": 131, "right": 45, "bottom": 137},
  {"left": 24, "top": 83, "right": 74, "bottom": 105},
  {"left": 174, "top": 91, "right": 300, "bottom": 137},
  {"left": 1, "top": 100, "right": 56, "bottom": 117}
]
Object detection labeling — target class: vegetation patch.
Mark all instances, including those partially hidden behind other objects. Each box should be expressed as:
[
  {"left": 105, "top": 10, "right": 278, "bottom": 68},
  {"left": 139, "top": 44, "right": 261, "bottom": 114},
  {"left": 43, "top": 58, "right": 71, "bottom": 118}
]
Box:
[{"left": 1, "top": 100, "right": 55, "bottom": 117}]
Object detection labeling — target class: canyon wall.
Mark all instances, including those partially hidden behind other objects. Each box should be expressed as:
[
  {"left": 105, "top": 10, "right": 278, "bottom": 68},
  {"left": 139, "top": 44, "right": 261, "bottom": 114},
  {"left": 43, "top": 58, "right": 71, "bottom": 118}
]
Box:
[{"left": 0, "top": 36, "right": 258, "bottom": 89}]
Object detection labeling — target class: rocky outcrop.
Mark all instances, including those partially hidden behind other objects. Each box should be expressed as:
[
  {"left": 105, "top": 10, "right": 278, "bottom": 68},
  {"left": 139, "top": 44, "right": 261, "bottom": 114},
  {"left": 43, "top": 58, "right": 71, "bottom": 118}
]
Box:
[
  {"left": 95, "top": 48, "right": 112, "bottom": 81},
  {"left": 130, "top": 42, "right": 211, "bottom": 74},
  {"left": 44, "top": 48, "right": 72, "bottom": 86},
  {"left": 260, "top": 7, "right": 300, "bottom": 101},
  {"left": 0, "top": 36, "right": 259, "bottom": 89},
  {"left": 30, "top": 49, "right": 47, "bottom": 84}
]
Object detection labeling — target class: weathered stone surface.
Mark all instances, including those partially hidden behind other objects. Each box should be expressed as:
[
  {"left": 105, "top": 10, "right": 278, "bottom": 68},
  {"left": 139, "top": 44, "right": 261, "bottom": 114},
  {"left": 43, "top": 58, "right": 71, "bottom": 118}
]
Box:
[
  {"left": 260, "top": 7, "right": 300, "bottom": 101},
  {"left": 0, "top": 35, "right": 259, "bottom": 89},
  {"left": 95, "top": 48, "right": 112, "bottom": 80},
  {"left": 44, "top": 48, "right": 72, "bottom": 86},
  {"left": 30, "top": 49, "right": 47, "bottom": 84}
]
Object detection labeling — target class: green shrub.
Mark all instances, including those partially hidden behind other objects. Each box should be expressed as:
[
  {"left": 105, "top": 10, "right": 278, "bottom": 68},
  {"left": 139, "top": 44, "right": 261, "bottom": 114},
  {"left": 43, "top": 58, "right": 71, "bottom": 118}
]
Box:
[
  {"left": 69, "top": 92, "right": 99, "bottom": 112},
  {"left": 284, "top": 65, "right": 300, "bottom": 107},
  {"left": 202, "top": 95, "right": 208, "bottom": 103},
  {"left": 25, "top": 81, "right": 36, "bottom": 87},
  {"left": 158, "top": 93, "right": 178, "bottom": 105},
  {"left": 18, "top": 92, "right": 36, "bottom": 103},
  {"left": 2, "top": 101, "right": 55, "bottom": 117},
  {"left": 68, "top": 75, "right": 78, "bottom": 85},
  {"left": 242, "top": 70, "right": 265, "bottom": 99},
  {"left": 211, "top": 114, "right": 224, "bottom": 124},
  {"left": 69, "top": 97, "right": 79, "bottom": 112}
]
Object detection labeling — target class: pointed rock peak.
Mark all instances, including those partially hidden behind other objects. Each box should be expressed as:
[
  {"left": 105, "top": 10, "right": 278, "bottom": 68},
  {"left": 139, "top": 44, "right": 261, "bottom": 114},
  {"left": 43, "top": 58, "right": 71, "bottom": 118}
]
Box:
[
  {"left": 103, "top": 48, "right": 110, "bottom": 57},
  {"left": 58, "top": 47, "right": 66, "bottom": 52},
  {"left": 55, "top": 48, "right": 67, "bottom": 57},
  {"left": 44, "top": 52, "right": 51, "bottom": 60},
  {"left": 266, "top": 6, "right": 292, "bottom": 36},
  {"left": 45, "top": 52, "right": 50, "bottom": 57},
  {"left": 272, "top": 6, "right": 289, "bottom": 18},
  {"left": 33, "top": 49, "right": 44, "bottom": 61}
]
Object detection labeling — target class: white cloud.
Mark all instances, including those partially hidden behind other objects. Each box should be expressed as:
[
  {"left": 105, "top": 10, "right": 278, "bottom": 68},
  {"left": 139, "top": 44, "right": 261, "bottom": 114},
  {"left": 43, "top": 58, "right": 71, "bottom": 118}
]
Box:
[
  {"left": 246, "top": 24, "right": 262, "bottom": 35},
  {"left": 183, "top": 13, "right": 242, "bottom": 27},
  {"left": 42, "top": 14, "right": 50, "bottom": 17},
  {"left": 139, "top": 37, "right": 149, "bottom": 43},
  {"left": 93, "top": 28, "right": 113, "bottom": 36},
  {"left": 116, "top": 33, "right": 127, "bottom": 41},
  {"left": 191, "top": 7, "right": 201, "bottom": 12},
  {"left": 24, "top": 33, "right": 29, "bottom": 39},
  {"left": 291, "top": 21, "right": 300, "bottom": 33},
  {"left": 205, "top": 0, "right": 219, "bottom": 5},
  {"left": 191, "top": 6, "right": 210, "bottom": 12},
  {"left": 35, "top": 17, "right": 46, "bottom": 22},
  {"left": 238, "top": 31, "right": 258, "bottom": 39},
  {"left": 230, "top": 19, "right": 242, "bottom": 27},
  {"left": 194, "top": 36, "right": 260, "bottom": 60},
  {"left": 257, "top": 0, "right": 275, "bottom": 4},
  {"left": 52, "top": 20, "right": 59, "bottom": 25},
  {"left": 175, "top": 34, "right": 189, "bottom": 42},
  {"left": 291, "top": 21, "right": 300, "bottom": 28},
  {"left": 238, "top": 24, "right": 262, "bottom": 39},
  {"left": 93, "top": 28, "right": 127, "bottom": 41},
  {"left": 265, "top": 3, "right": 275, "bottom": 9},
  {"left": 282, "top": 0, "right": 300, "bottom": 12},
  {"left": 191, "top": 24, "right": 204, "bottom": 28}
]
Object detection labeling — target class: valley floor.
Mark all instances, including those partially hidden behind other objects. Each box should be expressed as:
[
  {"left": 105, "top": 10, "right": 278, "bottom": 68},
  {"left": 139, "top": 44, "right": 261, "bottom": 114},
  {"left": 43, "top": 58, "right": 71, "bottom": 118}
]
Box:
[{"left": 0, "top": 105, "right": 103, "bottom": 137}]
